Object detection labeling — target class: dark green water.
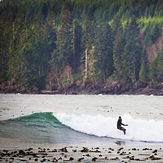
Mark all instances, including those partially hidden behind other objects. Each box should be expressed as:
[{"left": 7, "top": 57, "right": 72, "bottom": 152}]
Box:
[{"left": 0, "top": 112, "right": 117, "bottom": 148}]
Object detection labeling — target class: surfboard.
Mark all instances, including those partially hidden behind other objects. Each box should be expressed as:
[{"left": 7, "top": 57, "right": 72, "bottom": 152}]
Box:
[
  {"left": 130, "top": 136, "right": 134, "bottom": 140},
  {"left": 128, "top": 136, "right": 134, "bottom": 140},
  {"left": 124, "top": 135, "right": 134, "bottom": 140}
]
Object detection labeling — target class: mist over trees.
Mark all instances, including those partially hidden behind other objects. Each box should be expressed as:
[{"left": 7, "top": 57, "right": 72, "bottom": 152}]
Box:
[{"left": 0, "top": 0, "right": 163, "bottom": 90}]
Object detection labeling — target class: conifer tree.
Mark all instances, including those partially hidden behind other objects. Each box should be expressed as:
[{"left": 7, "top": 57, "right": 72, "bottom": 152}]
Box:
[
  {"left": 157, "top": 51, "right": 163, "bottom": 83},
  {"left": 94, "top": 20, "right": 114, "bottom": 80},
  {"left": 8, "top": 16, "right": 28, "bottom": 83},
  {"left": 81, "top": 15, "right": 92, "bottom": 79},
  {"left": 139, "top": 60, "right": 148, "bottom": 82},
  {"left": 72, "top": 18, "right": 82, "bottom": 72},
  {"left": 113, "top": 27, "right": 125, "bottom": 80},
  {"left": 124, "top": 16, "right": 140, "bottom": 83},
  {"left": 51, "top": 7, "right": 73, "bottom": 74},
  {"left": 150, "top": 57, "right": 158, "bottom": 84},
  {"left": 0, "top": 16, "right": 12, "bottom": 82}
]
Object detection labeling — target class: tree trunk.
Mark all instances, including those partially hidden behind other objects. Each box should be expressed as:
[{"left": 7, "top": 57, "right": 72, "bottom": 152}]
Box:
[
  {"left": 73, "top": 19, "right": 76, "bottom": 72},
  {"left": 85, "top": 48, "right": 88, "bottom": 78}
]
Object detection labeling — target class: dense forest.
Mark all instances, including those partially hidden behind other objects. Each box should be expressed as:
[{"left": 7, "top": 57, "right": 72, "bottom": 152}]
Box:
[{"left": 0, "top": 0, "right": 163, "bottom": 91}]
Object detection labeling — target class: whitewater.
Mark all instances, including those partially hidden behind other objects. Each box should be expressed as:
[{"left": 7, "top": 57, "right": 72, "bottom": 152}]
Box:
[
  {"left": 0, "top": 94, "right": 163, "bottom": 149},
  {"left": 53, "top": 113, "right": 163, "bottom": 142}
]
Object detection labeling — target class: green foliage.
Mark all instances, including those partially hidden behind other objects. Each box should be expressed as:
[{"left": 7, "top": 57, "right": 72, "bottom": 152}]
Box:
[
  {"left": 139, "top": 60, "right": 148, "bottom": 82},
  {"left": 137, "top": 16, "right": 163, "bottom": 29},
  {"left": 50, "top": 8, "right": 73, "bottom": 73},
  {"left": 150, "top": 51, "right": 163, "bottom": 83},
  {"left": 150, "top": 57, "right": 158, "bottom": 83},
  {"left": 73, "top": 73, "right": 82, "bottom": 81},
  {"left": 113, "top": 15, "right": 142, "bottom": 84},
  {"left": 157, "top": 52, "right": 163, "bottom": 83},
  {"left": 158, "top": 51, "right": 163, "bottom": 83},
  {"left": 144, "top": 22, "right": 162, "bottom": 45},
  {"left": 94, "top": 20, "right": 114, "bottom": 80},
  {"left": 0, "top": 0, "right": 163, "bottom": 90}
]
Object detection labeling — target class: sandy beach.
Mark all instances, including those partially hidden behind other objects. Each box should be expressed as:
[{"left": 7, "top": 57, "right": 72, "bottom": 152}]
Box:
[
  {"left": 1, "top": 145, "right": 163, "bottom": 162},
  {"left": 0, "top": 94, "right": 163, "bottom": 162}
]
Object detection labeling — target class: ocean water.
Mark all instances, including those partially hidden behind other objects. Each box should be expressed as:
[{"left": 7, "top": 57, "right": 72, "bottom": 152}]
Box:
[{"left": 0, "top": 94, "right": 163, "bottom": 149}]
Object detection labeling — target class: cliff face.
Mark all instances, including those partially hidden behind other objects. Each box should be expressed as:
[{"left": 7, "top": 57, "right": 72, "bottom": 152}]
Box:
[
  {"left": 139, "top": 27, "right": 163, "bottom": 65},
  {"left": 146, "top": 33, "right": 163, "bottom": 64}
]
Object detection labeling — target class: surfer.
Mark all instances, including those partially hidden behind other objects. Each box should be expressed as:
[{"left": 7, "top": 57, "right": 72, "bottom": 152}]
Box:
[{"left": 117, "top": 116, "right": 128, "bottom": 135}]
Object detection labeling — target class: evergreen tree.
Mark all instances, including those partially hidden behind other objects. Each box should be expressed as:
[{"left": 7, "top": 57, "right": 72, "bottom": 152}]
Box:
[
  {"left": 112, "top": 27, "right": 125, "bottom": 80},
  {"left": 1, "top": 0, "right": 163, "bottom": 89},
  {"left": 81, "top": 14, "right": 93, "bottom": 79},
  {"left": 0, "top": 16, "right": 12, "bottom": 83},
  {"left": 51, "top": 7, "right": 73, "bottom": 73},
  {"left": 121, "top": 16, "right": 140, "bottom": 83},
  {"left": 8, "top": 16, "right": 28, "bottom": 83},
  {"left": 113, "top": 15, "right": 141, "bottom": 84},
  {"left": 72, "top": 18, "right": 82, "bottom": 73},
  {"left": 157, "top": 51, "right": 163, "bottom": 83},
  {"left": 150, "top": 57, "right": 158, "bottom": 84},
  {"left": 94, "top": 20, "right": 114, "bottom": 80},
  {"left": 139, "top": 60, "right": 148, "bottom": 82}
]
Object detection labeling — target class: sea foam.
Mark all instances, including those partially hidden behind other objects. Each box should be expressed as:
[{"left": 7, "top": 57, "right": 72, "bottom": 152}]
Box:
[{"left": 53, "top": 113, "right": 163, "bottom": 142}]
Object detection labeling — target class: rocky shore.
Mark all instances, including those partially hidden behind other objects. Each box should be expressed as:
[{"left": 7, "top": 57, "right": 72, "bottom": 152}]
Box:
[
  {"left": 0, "top": 146, "right": 163, "bottom": 162},
  {"left": 0, "top": 79, "right": 163, "bottom": 96}
]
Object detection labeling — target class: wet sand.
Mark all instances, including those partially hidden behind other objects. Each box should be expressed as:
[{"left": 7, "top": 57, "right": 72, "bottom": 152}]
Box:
[{"left": 0, "top": 145, "right": 163, "bottom": 162}]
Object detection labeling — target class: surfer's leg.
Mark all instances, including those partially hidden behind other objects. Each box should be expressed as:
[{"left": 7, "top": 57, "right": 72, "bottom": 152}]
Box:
[
  {"left": 123, "top": 128, "right": 126, "bottom": 135},
  {"left": 118, "top": 126, "right": 126, "bottom": 134},
  {"left": 120, "top": 127, "right": 126, "bottom": 135}
]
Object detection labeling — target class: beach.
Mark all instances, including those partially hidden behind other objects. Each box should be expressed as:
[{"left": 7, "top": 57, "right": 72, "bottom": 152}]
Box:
[
  {"left": 0, "top": 94, "right": 163, "bottom": 162},
  {"left": 1, "top": 145, "right": 163, "bottom": 162}
]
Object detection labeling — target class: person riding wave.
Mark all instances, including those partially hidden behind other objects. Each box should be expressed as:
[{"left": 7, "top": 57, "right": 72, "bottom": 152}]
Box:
[{"left": 117, "top": 116, "right": 128, "bottom": 135}]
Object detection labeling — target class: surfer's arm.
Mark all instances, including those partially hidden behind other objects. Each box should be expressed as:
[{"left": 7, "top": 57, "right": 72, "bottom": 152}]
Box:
[{"left": 121, "top": 123, "right": 128, "bottom": 126}]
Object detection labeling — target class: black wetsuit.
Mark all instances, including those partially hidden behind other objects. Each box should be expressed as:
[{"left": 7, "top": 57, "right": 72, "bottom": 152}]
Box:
[{"left": 117, "top": 118, "right": 126, "bottom": 135}]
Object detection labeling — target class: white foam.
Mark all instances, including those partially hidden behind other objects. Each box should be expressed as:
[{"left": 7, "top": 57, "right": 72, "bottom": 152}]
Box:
[{"left": 53, "top": 113, "right": 163, "bottom": 142}]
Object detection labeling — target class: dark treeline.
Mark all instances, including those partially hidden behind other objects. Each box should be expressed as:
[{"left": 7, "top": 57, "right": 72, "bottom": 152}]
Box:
[{"left": 0, "top": 0, "right": 163, "bottom": 91}]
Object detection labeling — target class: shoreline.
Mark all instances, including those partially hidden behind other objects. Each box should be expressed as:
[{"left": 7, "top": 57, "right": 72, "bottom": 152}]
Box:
[
  {"left": 1, "top": 145, "right": 163, "bottom": 162},
  {"left": 0, "top": 80, "right": 163, "bottom": 96}
]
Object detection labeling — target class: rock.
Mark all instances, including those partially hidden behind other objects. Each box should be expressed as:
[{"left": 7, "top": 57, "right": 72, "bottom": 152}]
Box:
[
  {"left": 149, "top": 155, "right": 161, "bottom": 160},
  {"left": 60, "top": 147, "right": 68, "bottom": 153},
  {"left": 132, "top": 81, "right": 148, "bottom": 91},
  {"left": 19, "top": 150, "right": 26, "bottom": 156},
  {"left": 52, "top": 149, "right": 57, "bottom": 152},
  {"left": 69, "top": 157, "right": 74, "bottom": 161},
  {"left": 110, "top": 157, "right": 119, "bottom": 160},
  {"left": 0, "top": 79, "right": 163, "bottom": 95},
  {"left": 108, "top": 147, "right": 114, "bottom": 151},
  {"left": 152, "top": 149, "right": 157, "bottom": 153},
  {"left": 129, "top": 156, "right": 135, "bottom": 160},
  {"left": 52, "top": 157, "right": 57, "bottom": 162},
  {"left": 85, "top": 154, "right": 91, "bottom": 157},
  {"left": 77, "top": 157, "right": 84, "bottom": 162},
  {"left": 81, "top": 147, "right": 89, "bottom": 152},
  {"left": 143, "top": 148, "right": 152, "bottom": 151},
  {"left": 58, "top": 157, "right": 62, "bottom": 160},
  {"left": 117, "top": 147, "right": 124, "bottom": 153},
  {"left": 92, "top": 157, "right": 98, "bottom": 161},
  {"left": 95, "top": 147, "right": 99, "bottom": 149},
  {"left": 119, "top": 151, "right": 126, "bottom": 155}
]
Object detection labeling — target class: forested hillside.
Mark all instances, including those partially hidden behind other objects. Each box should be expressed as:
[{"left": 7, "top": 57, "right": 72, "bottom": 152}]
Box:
[{"left": 0, "top": 0, "right": 163, "bottom": 92}]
